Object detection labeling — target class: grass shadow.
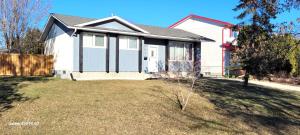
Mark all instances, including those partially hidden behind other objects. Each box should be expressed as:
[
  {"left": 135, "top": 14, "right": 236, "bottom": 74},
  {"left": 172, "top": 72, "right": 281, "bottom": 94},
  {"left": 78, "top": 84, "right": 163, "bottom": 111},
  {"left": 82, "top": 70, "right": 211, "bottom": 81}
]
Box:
[
  {"left": 194, "top": 78, "right": 300, "bottom": 134},
  {"left": 145, "top": 83, "right": 244, "bottom": 134},
  {"left": 0, "top": 76, "right": 49, "bottom": 114}
]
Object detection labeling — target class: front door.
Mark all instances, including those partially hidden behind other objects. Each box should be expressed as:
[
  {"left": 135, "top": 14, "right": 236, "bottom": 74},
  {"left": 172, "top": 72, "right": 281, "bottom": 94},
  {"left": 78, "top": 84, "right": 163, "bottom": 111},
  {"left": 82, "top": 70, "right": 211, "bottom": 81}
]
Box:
[{"left": 148, "top": 46, "right": 158, "bottom": 72}]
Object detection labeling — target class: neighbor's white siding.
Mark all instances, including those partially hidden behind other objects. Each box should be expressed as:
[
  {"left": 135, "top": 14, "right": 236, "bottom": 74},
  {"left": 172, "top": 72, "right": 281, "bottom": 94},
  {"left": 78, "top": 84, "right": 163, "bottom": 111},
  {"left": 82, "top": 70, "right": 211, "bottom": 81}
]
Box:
[
  {"left": 172, "top": 18, "right": 232, "bottom": 76},
  {"left": 44, "top": 23, "right": 74, "bottom": 72}
]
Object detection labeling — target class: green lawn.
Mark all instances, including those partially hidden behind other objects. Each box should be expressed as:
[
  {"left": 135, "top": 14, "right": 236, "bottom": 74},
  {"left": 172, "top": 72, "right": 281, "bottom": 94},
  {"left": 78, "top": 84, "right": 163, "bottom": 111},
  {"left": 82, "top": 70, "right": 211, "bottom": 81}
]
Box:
[{"left": 0, "top": 77, "right": 299, "bottom": 135}]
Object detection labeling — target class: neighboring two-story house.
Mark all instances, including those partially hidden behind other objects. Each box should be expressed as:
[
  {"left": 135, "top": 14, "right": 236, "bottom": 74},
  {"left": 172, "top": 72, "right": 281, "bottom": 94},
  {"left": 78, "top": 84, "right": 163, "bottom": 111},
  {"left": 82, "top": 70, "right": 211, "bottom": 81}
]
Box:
[{"left": 170, "top": 14, "right": 236, "bottom": 76}]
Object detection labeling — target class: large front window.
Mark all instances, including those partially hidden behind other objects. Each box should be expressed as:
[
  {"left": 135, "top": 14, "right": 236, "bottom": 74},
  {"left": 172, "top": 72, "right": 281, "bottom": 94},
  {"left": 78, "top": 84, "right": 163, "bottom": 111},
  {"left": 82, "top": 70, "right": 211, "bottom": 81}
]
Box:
[{"left": 169, "top": 41, "right": 192, "bottom": 61}]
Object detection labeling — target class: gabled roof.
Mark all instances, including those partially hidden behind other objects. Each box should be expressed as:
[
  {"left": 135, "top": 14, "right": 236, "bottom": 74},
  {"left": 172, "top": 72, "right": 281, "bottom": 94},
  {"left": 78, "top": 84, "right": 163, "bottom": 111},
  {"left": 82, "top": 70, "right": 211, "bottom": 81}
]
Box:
[
  {"left": 41, "top": 13, "right": 214, "bottom": 42},
  {"left": 169, "top": 14, "right": 234, "bottom": 28},
  {"left": 51, "top": 13, "right": 95, "bottom": 26},
  {"left": 74, "top": 16, "right": 149, "bottom": 33}
]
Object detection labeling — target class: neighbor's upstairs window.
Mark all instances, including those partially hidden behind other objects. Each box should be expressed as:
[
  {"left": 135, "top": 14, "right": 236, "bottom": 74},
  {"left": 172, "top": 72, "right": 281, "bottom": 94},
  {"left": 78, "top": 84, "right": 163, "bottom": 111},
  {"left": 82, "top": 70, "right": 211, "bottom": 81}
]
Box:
[
  {"left": 83, "top": 33, "right": 106, "bottom": 48},
  {"left": 120, "top": 36, "right": 138, "bottom": 50},
  {"left": 169, "top": 41, "right": 193, "bottom": 61}
]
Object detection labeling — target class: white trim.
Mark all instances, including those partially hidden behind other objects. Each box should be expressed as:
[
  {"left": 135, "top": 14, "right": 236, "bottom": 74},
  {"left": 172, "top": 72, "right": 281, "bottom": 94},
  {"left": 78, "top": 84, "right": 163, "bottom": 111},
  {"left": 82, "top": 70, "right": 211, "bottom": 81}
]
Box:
[{"left": 74, "top": 16, "right": 149, "bottom": 34}]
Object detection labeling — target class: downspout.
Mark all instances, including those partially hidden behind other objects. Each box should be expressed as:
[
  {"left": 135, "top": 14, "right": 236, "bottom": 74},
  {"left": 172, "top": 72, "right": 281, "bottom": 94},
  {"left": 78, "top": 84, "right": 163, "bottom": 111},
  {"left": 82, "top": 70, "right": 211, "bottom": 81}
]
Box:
[
  {"left": 222, "top": 27, "right": 225, "bottom": 76},
  {"left": 71, "top": 28, "right": 78, "bottom": 37}
]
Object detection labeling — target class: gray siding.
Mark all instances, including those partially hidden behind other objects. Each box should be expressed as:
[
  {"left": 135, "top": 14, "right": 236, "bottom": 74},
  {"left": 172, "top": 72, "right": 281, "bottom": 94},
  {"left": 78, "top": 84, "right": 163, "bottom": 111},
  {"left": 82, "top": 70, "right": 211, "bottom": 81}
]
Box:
[
  {"left": 119, "top": 50, "right": 139, "bottom": 72},
  {"left": 73, "top": 33, "right": 106, "bottom": 72},
  {"left": 74, "top": 33, "right": 142, "bottom": 72},
  {"left": 89, "top": 20, "right": 136, "bottom": 32},
  {"left": 73, "top": 33, "right": 196, "bottom": 73},
  {"left": 109, "top": 36, "right": 116, "bottom": 72},
  {"left": 82, "top": 48, "right": 106, "bottom": 71},
  {"left": 97, "top": 21, "right": 136, "bottom": 32}
]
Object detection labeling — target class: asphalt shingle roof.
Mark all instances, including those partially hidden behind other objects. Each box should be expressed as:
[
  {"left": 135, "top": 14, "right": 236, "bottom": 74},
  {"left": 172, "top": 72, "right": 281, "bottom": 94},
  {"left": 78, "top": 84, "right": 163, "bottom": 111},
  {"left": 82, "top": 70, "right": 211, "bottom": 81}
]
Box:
[{"left": 51, "top": 13, "right": 213, "bottom": 41}]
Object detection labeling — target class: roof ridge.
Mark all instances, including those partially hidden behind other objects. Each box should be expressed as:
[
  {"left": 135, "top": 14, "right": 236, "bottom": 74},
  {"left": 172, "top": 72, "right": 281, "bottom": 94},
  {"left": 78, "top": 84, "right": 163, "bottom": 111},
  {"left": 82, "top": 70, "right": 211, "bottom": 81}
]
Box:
[
  {"left": 190, "top": 14, "right": 233, "bottom": 26},
  {"left": 135, "top": 23, "right": 171, "bottom": 29},
  {"left": 169, "top": 14, "right": 234, "bottom": 28},
  {"left": 52, "top": 13, "right": 97, "bottom": 20},
  {"left": 52, "top": 13, "right": 172, "bottom": 29}
]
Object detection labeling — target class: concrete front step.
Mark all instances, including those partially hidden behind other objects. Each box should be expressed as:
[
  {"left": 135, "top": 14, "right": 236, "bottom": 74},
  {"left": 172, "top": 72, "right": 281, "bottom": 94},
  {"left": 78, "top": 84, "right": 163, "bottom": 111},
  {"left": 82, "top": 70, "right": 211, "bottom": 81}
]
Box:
[{"left": 70, "top": 72, "right": 151, "bottom": 80}]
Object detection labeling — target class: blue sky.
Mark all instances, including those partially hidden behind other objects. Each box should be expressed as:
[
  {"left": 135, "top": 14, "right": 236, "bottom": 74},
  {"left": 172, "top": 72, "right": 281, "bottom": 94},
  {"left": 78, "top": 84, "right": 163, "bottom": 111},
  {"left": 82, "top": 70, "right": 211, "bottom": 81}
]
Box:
[{"left": 42, "top": 0, "right": 300, "bottom": 28}]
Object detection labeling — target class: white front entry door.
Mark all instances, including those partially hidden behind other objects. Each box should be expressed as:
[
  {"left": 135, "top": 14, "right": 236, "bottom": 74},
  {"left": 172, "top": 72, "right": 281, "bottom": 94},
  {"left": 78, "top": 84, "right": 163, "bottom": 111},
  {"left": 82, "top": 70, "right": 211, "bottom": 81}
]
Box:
[{"left": 148, "top": 46, "right": 158, "bottom": 72}]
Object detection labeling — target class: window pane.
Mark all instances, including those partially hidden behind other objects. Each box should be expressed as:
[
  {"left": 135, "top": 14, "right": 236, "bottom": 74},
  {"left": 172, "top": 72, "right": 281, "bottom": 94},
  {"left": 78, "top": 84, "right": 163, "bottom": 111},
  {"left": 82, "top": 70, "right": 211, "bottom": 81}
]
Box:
[
  {"left": 119, "top": 37, "right": 128, "bottom": 49},
  {"left": 169, "top": 45, "right": 175, "bottom": 60},
  {"left": 185, "top": 44, "right": 192, "bottom": 60},
  {"left": 176, "top": 45, "right": 184, "bottom": 60},
  {"left": 83, "top": 34, "right": 93, "bottom": 47},
  {"left": 95, "top": 35, "right": 104, "bottom": 47},
  {"left": 129, "top": 37, "right": 137, "bottom": 49}
]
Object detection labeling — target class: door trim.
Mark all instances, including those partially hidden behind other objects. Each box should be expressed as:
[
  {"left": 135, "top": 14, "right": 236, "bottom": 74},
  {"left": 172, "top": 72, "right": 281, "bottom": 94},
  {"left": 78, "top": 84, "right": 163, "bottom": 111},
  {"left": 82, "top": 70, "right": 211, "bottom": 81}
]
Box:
[{"left": 148, "top": 45, "right": 159, "bottom": 72}]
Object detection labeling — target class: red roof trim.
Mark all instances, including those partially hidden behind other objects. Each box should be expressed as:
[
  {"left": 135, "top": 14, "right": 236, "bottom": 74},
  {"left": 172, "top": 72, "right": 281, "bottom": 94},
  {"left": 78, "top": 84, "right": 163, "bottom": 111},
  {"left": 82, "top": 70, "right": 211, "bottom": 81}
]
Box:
[{"left": 169, "top": 14, "right": 234, "bottom": 28}]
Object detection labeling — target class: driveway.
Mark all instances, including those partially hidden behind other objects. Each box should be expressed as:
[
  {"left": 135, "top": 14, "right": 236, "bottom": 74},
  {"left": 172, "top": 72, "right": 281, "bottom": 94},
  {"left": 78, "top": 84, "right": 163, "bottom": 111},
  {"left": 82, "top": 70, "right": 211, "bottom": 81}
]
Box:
[{"left": 221, "top": 78, "right": 300, "bottom": 92}]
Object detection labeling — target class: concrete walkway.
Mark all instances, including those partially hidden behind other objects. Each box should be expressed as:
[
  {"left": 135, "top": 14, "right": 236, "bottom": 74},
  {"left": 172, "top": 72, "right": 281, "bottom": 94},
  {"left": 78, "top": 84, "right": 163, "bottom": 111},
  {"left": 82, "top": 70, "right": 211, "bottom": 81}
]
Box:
[{"left": 220, "top": 78, "right": 300, "bottom": 92}]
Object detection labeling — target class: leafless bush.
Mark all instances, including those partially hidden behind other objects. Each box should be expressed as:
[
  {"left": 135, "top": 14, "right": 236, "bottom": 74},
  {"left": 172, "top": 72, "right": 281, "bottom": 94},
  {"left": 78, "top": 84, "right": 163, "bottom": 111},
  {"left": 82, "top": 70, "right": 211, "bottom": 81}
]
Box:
[{"left": 161, "top": 60, "right": 201, "bottom": 111}]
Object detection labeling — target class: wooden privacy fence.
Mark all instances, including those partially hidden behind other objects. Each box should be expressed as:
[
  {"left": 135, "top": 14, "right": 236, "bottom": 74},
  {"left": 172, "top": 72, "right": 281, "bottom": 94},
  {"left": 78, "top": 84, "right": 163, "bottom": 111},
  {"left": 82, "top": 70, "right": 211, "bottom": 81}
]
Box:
[{"left": 0, "top": 53, "right": 53, "bottom": 76}]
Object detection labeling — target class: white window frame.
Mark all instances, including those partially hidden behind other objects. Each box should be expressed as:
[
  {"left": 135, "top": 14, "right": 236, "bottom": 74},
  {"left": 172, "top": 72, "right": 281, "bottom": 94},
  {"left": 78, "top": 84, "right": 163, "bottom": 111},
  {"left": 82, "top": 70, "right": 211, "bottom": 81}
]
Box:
[
  {"left": 168, "top": 41, "right": 193, "bottom": 61},
  {"left": 119, "top": 36, "right": 139, "bottom": 50},
  {"left": 82, "top": 32, "right": 107, "bottom": 48}
]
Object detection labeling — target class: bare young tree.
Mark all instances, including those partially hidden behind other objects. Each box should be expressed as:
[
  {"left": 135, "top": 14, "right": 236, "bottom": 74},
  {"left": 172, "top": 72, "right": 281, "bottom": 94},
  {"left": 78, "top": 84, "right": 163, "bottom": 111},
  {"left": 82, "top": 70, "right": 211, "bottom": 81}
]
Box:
[
  {"left": 163, "top": 60, "right": 201, "bottom": 112},
  {"left": 0, "top": 0, "right": 50, "bottom": 53},
  {"left": 177, "top": 61, "right": 200, "bottom": 111}
]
